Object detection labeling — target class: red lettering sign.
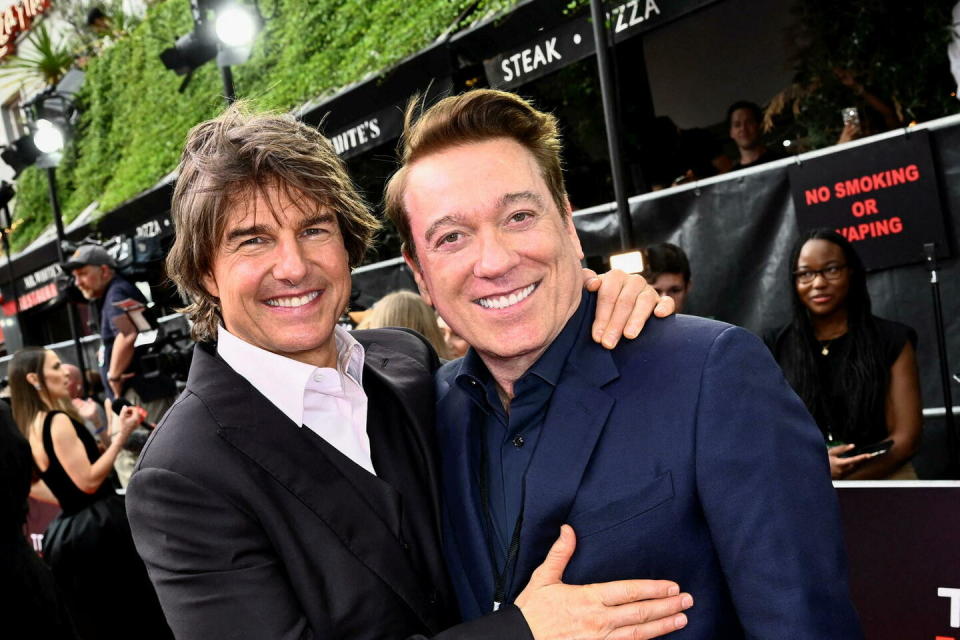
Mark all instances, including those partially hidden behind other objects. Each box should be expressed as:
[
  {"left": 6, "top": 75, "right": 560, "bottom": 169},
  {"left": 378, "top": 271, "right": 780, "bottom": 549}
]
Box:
[{"left": 0, "top": 0, "right": 51, "bottom": 60}]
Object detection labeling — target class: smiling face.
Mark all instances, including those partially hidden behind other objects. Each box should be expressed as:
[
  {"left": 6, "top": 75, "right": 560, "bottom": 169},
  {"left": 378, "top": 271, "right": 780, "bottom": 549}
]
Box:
[
  {"left": 795, "top": 238, "right": 850, "bottom": 317},
  {"left": 201, "top": 183, "right": 351, "bottom": 368},
  {"left": 402, "top": 137, "right": 584, "bottom": 368}
]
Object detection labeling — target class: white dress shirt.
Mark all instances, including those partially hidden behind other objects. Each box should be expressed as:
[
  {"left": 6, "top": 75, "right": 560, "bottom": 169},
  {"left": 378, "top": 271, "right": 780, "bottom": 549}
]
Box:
[{"left": 216, "top": 325, "right": 375, "bottom": 475}]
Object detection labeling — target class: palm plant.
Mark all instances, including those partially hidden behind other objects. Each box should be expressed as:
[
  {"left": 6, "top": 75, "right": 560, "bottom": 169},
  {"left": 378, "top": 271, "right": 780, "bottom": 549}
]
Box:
[{"left": 0, "top": 24, "right": 75, "bottom": 90}]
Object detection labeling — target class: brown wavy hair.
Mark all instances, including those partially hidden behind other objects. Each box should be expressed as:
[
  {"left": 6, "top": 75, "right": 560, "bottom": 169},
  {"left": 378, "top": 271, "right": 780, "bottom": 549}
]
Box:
[
  {"left": 166, "top": 102, "right": 379, "bottom": 341},
  {"left": 384, "top": 89, "right": 567, "bottom": 262}
]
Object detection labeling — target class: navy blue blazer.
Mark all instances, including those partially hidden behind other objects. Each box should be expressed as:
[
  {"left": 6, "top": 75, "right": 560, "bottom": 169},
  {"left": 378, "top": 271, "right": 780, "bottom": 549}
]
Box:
[{"left": 436, "top": 306, "right": 863, "bottom": 638}]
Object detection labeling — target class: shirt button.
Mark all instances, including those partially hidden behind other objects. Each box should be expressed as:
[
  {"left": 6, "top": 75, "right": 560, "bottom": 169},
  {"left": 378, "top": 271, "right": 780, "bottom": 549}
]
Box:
[
  {"left": 512, "top": 435, "right": 525, "bottom": 448},
  {"left": 313, "top": 374, "right": 324, "bottom": 382}
]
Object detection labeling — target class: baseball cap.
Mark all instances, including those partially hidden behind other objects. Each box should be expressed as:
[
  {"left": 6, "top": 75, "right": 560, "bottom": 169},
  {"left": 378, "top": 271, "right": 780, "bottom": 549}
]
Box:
[{"left": 62, "top": 244, "right": 117, "bottom": 271}]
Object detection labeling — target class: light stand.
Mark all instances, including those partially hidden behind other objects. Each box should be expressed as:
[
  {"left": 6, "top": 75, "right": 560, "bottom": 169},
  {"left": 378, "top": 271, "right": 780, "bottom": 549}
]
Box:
[
  {"left": 0, "top": 183, "right": 22, "bottom": 325},
  {"left": 42, "top": 163, "right": 90, "bottom": 398},
  {"left": 924, "top": 242, "right": 957, "bottom": 478},
  {"left": 27, "top": 90, "right": 91, "bottom": 397}
]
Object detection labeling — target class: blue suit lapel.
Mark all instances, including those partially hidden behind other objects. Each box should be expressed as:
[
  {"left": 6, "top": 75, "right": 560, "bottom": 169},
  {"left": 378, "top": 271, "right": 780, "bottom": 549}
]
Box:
[
  {"left": 436, "top": 379, "right": 494, "bottom": 616},
  {"left": 511, "top": 338, "right": 619, "bottom": 598}
]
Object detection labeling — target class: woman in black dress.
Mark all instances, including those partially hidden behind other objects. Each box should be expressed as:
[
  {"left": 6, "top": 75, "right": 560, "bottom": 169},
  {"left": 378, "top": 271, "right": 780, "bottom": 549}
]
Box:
[
  {"left": 768, "top": 229, "right": 922, "bottom": 479},
  {"left": 9, "top": 347, "right": 171, "bottom": 639},
  {"left": 0, "top": 397, "right": 78, "bottom": 638}
]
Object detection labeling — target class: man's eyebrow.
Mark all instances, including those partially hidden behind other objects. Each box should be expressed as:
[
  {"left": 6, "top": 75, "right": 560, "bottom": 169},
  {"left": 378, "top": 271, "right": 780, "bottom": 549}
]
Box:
[
  {"left": 499, "top": 191, "right": 545, "bottom": 209},
  {"left": 424, "top": 214, "right": 466, "bottom": 244},
  {"left": 225, "top": 223, "right": 271, "bottom": 243},
  {"left": 224, "top": 213, "right": 336, "bottom": 243},
  {"left": 300, "top": 212, "right": 337, "bottom": 229}
]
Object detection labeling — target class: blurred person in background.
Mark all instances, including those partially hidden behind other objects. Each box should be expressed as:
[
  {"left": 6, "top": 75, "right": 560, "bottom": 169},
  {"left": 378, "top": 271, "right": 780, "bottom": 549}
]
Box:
[
  {"left": 359, "top": 290, "right": 450, "bottom": 358},
  {"left": 642, "top": 243, "right": 692, "bottom": 313},
  {"left": 8, "top": 347, "right": 171, "bottom": 640},
  {"left": 64, "top": 244, "right": 176, "bottom": 486},
  {"left": 727, "top": 100, "right": 784, "bottom": 170},
  {"left": 768, "top": 229, "right": 922, "bottom": 479},
  {"left": 437, "top": 315, "right": 469, "bottom": 360},
  {"left": 62, "top": 362, "right": 108, "bottom": 438},
  {"left": 0, "top": 395, "right": 78, "bottom": 638}
]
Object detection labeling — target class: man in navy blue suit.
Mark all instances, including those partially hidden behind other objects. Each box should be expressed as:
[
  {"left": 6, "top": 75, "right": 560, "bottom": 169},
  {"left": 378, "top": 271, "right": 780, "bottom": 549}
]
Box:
[{"left": 385, "top": 90, "right": 863, "bottom": 638}]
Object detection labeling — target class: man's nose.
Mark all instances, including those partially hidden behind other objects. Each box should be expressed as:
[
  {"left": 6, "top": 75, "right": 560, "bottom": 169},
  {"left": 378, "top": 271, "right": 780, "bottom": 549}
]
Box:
[
  {"left": 272, "top": 238, "right": 308, "bottom": 284},
  {"left": 473, "top": 231, "right": 520, "bottom": 279}
]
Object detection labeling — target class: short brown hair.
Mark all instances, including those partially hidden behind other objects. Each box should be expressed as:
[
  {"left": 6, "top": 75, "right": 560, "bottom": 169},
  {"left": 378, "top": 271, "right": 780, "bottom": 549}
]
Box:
[
  {"left": 167, "top": 102, "right": 379, "bottom": 342},
  {"left": 384, "top": 89, "right": 567, "bottom": 261}
]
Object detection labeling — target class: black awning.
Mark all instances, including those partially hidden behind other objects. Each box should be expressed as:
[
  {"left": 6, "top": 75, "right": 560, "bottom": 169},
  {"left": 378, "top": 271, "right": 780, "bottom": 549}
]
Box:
[
  {"left": 299, "top": 42, "right": 454, "bottom": 160},
  {"left": 452, "top": 0, "right": 723, "bottom": 90}
]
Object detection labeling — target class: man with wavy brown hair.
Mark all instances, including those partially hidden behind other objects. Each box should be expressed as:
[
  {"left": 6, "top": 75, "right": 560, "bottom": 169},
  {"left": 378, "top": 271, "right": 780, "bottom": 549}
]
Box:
[{"left": 126, "top": 102, "right": 689, "bottom": 640}]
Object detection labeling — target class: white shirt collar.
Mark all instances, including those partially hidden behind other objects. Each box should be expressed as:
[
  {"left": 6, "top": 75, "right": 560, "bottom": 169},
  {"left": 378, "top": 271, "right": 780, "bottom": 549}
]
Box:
[{"left": 216, "top": 324, "right": 365, "bottom": 428}]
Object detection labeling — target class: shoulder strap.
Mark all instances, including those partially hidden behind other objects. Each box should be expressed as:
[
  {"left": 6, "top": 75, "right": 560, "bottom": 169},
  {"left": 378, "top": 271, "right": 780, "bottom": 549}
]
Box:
[{"left": 40, "top": 410, "right": 65, "bottom": 458}]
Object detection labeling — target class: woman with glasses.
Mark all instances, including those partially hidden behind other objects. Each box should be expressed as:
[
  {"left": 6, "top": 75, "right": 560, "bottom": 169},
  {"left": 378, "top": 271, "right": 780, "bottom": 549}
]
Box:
[{"left": 768, "top": 229, "right": 922, "bottom": 479}]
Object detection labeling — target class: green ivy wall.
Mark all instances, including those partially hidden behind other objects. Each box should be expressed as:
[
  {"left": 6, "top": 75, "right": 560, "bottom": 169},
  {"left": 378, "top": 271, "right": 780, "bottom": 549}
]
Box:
[{"left": 10, "top": 0, "right": 518, "bottom": 251}]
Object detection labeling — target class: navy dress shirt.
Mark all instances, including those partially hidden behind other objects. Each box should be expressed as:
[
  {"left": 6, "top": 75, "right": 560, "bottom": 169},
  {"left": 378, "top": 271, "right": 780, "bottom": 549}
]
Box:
[{"left": 453, "top": 294, "right": 587, "bottom": 578}]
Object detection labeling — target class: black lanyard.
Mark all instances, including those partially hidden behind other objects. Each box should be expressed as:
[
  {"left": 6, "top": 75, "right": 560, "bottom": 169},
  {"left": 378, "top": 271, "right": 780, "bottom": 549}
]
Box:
[{"left": 477, "top": 429, "right": 525, "bottom": 612}]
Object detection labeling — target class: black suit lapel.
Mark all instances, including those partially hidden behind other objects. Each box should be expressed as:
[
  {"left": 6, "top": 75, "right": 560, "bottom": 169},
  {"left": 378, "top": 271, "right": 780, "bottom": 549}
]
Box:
[{"left": 186, "top": 343, "right": 437, "bottom": 628}]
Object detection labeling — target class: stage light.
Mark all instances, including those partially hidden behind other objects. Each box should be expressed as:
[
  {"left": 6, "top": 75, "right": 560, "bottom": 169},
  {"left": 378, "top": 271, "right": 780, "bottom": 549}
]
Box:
[
  {"left": 33, "top": 119, "right": 65, "bottom": 154},
  {"left": 159, "top": 28, "right": 217, "bottom": 76},
  {"left": 0, "top": 134, "right": 40, "bottom": 177},
  {"left": 215, "top": 5, "right": 259, "bottom": 48},
  {"left": 609, "top": 250, "right": 645, "bottom": 274}
]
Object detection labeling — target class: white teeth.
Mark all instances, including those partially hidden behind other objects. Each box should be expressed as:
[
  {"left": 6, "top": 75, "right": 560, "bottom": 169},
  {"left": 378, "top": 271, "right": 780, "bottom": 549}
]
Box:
[
  {"left": 478, "top": 283, "right": 535, "bottom": 310},
  {"left": 265, "top": 291, "right": 320, "bottom": 308}
]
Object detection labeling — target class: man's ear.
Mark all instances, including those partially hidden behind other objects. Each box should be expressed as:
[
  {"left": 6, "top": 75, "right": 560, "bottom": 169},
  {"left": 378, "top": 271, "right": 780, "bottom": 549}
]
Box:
[
  {"left": 201, "top": 272, "right": 220, "bottom": 299},
  {"left": 562, "top": 196, "right": 584, "bottom": 261},
  {"left": 402, "top": 247, "right": 433, "bottom": 308}
]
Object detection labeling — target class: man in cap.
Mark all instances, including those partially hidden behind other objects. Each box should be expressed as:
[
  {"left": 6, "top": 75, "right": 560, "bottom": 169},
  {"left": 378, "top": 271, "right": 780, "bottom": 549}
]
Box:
[{"left": 64, "top": 244, "right": 176, "bottom": 483}]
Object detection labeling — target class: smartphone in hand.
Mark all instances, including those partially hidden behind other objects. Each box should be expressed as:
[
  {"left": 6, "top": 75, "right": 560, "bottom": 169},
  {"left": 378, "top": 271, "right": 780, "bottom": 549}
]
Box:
[{"left": 839, "top": 439, "right": 893, "bottom": 459}]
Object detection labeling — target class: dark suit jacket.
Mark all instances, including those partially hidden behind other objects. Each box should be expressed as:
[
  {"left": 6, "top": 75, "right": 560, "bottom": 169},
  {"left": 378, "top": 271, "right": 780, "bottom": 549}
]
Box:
[
  {"left": 127, "top": 329, "right": 529, "bottom": 639},
  {"left": 436, "top": 307, "right": 863, "bottom": 638}
]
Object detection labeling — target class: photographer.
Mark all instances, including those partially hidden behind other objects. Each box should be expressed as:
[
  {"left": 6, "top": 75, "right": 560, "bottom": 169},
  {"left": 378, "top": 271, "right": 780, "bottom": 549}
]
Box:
[{"left": 64, "top": 244, "right": 176, "bottom": 485}]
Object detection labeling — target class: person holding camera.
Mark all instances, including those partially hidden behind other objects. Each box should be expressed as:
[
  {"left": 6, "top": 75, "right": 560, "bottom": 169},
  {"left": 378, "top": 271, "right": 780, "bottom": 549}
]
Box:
[{"left": 64, "top": 244, "right": 176, "bottom": 485}]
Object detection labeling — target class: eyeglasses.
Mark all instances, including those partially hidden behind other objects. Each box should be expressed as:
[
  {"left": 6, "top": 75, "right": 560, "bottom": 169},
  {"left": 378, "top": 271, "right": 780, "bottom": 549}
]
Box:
[{"left": 794, "top": 264, "right": 848, "bottom": 284}]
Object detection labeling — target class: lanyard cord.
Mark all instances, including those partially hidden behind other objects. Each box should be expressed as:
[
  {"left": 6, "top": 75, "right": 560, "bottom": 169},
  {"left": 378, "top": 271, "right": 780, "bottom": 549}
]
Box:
[{"left": 478, "top": 428, "right": 525, "bottom": 612}]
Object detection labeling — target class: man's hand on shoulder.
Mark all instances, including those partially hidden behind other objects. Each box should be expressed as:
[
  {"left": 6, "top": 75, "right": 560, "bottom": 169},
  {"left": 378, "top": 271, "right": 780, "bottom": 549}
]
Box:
[
  {"left": 515, "top": 525, "right": 692, "bottom": 640},
  {"left": 584, "top": 269, "right": 675, "bottom": 349}
]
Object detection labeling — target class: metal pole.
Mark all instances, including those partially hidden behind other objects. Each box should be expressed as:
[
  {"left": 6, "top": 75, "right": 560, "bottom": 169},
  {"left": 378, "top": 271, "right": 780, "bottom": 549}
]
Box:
[
  {"left": 46, "top": 167, "right": 90, "bottom": 398},
  {"left": 589, "top": 0, "right": 633, "bottom": 251},
  {"left": 925, "top": 242, "right": 957, "bottom": 478},
  {"left": 1, "top": 204, "right": 21, "bottom": 319},
  {"left": 220, "top": 65, "right": 236, "bottom": 104}
]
